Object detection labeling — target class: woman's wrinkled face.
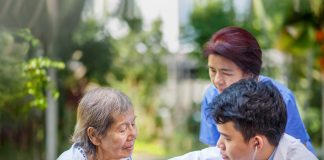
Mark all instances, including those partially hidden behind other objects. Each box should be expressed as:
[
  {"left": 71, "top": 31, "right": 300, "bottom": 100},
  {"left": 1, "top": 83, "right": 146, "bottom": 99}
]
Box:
[
  {"left": 208, "top": 54, "right": 246, "bottom": 93},
  {"left": 96, "top": 108, "right": 137, "bottom": 159}
]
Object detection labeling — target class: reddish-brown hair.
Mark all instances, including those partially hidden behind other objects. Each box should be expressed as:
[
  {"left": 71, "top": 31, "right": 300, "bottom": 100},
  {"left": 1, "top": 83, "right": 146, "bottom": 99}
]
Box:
[{"left": 203, "top": 26, "right": 262, "bottom": 77}]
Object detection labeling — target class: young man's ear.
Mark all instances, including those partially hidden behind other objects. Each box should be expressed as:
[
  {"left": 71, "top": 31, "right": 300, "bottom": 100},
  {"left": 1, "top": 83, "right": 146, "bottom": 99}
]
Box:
[
  {"left": 87, "top": 127, "right": 101, "bottom": 146},
  {"left": 253, "top": 135, "right": 264, "bottom": 150}
]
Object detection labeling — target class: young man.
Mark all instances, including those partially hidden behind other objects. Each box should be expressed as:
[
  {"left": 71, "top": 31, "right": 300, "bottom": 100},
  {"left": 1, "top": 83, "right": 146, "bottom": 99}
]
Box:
[
  {"left": 212, "top": 79, "right": 317, "bottom": 160},
  {"left": 170, "top": 79, "right": 317, "bottom": 160},
  {"left": 200, "top": 26, "right": 315, "bottom": 154}
]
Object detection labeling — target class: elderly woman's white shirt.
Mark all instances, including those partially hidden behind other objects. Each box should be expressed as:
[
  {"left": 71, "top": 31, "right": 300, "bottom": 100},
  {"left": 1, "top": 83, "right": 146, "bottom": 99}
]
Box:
[{"left": 57, "top": 143, "right": 131, "bottom": 160}]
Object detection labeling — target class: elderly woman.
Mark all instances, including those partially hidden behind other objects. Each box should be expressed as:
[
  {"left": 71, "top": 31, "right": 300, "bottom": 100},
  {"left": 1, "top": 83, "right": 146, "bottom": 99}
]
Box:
[{"left": 57, "top": 88, "right": 137, "bottom": 160}]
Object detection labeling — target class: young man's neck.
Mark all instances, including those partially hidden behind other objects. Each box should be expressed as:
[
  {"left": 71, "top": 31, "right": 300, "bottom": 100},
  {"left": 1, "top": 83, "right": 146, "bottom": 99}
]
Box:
[{"left": 259, "top": 143, "right": 276, "bottom": 160}]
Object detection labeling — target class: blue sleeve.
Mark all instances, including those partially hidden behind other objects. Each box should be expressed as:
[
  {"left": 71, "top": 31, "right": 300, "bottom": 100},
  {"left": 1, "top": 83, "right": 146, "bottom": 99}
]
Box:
[
  {"left": 284, "top": 92, "right": 308, "bottom": 143},
  {"left": 199, "top": 90, "right": 220, "bottom": 146},
  {"left": 283, "top": 92, "right": 316, "bottom": 154}
]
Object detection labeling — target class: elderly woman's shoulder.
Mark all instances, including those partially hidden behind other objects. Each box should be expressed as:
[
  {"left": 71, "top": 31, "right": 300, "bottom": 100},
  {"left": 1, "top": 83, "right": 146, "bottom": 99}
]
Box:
[
  {"left": 56, "top": 144, "right": 133, "bottom": 160},
  {"left": 57, "top": 144, "right": 87, "bottom": 160}
]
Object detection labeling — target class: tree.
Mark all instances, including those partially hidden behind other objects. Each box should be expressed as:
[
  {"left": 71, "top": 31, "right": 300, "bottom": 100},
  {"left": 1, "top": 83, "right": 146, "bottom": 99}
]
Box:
[
  {"left": 187, "top": 0, "right": 235, "bottom": 79},
  {"left": 0, "top": 28, "right": 64, "bottom": 159},
  {"left": 0, "top": 0, "right": 85, "bottom": 159}
]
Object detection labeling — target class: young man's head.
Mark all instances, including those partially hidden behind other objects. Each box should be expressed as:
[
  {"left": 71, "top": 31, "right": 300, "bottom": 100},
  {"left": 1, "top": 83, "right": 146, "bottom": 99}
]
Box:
[
  {"left": 211, "top": 79, "right": 287, "bottom": 160},
  {"left": 203, "top": 27, "right": 262, "bottom": 93}
]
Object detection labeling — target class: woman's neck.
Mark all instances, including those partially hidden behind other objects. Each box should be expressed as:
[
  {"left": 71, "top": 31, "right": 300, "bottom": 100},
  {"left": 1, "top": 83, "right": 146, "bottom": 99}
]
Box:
[{"left": 87, "top": 153, "right": 123, "bottom": 160}]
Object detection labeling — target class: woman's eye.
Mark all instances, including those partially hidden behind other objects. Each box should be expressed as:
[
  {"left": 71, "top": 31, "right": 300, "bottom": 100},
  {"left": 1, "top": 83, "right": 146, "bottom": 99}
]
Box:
[
  {"left": 119, "top": 128, "right": 126, "bottom": 133},
  {"left": 223, "top": 72, "right": 232, "bottom": 76},
  {"left": 119, "top": 126, "right": 127, "bottom": 133}
]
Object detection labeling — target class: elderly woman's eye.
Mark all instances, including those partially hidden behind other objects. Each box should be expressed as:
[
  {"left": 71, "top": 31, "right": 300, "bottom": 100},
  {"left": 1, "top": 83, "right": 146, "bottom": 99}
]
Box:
[
  {"left": 119, "top": 125, "right": 127, "bottom": 133},
  {"left": 120, "top": 129, "right": 126, "bottom": 133}
]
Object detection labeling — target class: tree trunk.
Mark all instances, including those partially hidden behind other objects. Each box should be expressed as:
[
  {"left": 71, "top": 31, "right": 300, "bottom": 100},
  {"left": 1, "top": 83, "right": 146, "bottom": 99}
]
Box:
[
  {"left": 46, "top": 68, "right": 58, "bottom": 160},
  {"left": 45, "top": 0, "right": 59, "bottom": 159}
]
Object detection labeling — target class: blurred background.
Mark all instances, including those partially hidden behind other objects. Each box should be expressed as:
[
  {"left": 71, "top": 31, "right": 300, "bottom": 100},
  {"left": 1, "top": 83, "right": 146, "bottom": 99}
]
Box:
[{"left": 0, "top": 0, "right": 324, "bottom": 159}]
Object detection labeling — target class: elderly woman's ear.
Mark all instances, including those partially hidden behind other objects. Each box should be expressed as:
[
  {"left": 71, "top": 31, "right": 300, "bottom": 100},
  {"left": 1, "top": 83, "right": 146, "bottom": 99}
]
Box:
[{"left": 87, "top": 127, "right": 101, "bottom": 146}]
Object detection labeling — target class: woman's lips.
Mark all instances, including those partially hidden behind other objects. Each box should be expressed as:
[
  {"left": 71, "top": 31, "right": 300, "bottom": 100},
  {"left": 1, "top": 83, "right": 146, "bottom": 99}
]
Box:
[
  {"left": 220, "top": 152, "right": 229, "bottom": 160},
  {"left": 123, "top": 144, "right": 134, "bottom": 151}
]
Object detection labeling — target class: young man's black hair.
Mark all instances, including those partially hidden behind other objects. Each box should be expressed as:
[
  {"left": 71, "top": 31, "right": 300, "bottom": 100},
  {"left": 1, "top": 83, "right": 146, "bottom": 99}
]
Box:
[{"left": 211, "top": 79, "right": 287, "bottom": 146}]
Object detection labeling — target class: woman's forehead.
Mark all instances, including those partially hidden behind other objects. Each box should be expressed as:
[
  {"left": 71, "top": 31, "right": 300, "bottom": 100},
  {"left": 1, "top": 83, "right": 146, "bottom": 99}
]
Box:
[{"left": 112, "top": 109, "right": 135, "bottom": 123}]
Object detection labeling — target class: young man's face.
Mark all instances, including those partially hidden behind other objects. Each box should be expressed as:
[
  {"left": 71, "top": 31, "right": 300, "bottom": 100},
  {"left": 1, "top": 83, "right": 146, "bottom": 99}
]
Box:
[
  {"left": 216, "top": 121, "right": 256, "bottom": 160},
  {"left": 208, "top": 54, "right": 246, "bottom": 93}
]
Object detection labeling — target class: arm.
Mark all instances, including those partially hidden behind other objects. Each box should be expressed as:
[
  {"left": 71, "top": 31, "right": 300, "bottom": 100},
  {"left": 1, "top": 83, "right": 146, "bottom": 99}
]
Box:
[
  {"left": 284, "top": 93, "right": 308, "bottom": 143},
  {"left": 199, "top": 87, "right": 220, "bottom": 146}
]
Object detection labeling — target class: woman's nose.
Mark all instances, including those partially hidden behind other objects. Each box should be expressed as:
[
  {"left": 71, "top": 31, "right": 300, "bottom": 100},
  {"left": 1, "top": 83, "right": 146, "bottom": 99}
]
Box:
[
  {"left": 216, "top": 137, "right": 225, "bottom": 150},
  {"left": 213, "top": 73, "right": 224, "bottom": 87},
  {"left": 128, "top": 125, "right": 137, "bottom": 140}
]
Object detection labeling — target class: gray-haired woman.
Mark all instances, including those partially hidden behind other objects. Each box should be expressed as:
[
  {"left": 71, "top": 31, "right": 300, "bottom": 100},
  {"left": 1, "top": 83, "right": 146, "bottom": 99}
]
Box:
[{"left": 57, "top": 88, "right": 137, "bottom": 160}]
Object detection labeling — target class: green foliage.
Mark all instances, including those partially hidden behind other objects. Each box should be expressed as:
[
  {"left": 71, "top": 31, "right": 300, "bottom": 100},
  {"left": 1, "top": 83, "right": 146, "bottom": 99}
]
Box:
[
  {"left": 114, "top": 0, "right": 143, "bottom": 32},
  {"left": 190, "top": 0, "right": 235, "bottom": 47},
  {"left": 68, "top": 19, "right": 115, "bottom": 84},
  {"left": 162, "top": 102, "right": 207, "bottom": 156},
  {"left": 23, "top": 57, "right": 65, "bottom": 109},
  {"left": 0, "top": 0, "right": 84, "bottom": 159},
  {"left": 107, "top": 19, "right": 168, "bottom": 141},
  {"left": 0, "top": 28, "right": 66, "bottom": 118},
  {"left": 110, "top": 19, "right": 167, "bottom": 84},
  {"left": 0, "top": 29, "right": 28, "bottom": 110},
  {"left": 187, "top": 0, "right": 235, "bottom": 79},
  {"left": 134, "top": 140, "right": 166, "bottom": 157},
  {"left": 163, "top": 129, "right": 206, "bottom": 157},
  {"left": 11, "top": 29, "right": 66, "bottom": 109},
  {"left": 72, "top": 20, "right": 102, "bottom": 46},
  {"left": 270, "top": 1, "right": 324, "bottom": 148},
  {"left": 0, "top": 28, "right": 65, "bottom": 160},
  {"left": 15, "top": 29, "right": 41, "bottom": 48}
]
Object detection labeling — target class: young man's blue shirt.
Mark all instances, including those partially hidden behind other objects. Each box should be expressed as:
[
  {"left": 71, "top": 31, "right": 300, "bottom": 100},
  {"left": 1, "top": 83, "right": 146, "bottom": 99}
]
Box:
[{"left": 199, "top": 75, "right": 316, "bottom": 155}]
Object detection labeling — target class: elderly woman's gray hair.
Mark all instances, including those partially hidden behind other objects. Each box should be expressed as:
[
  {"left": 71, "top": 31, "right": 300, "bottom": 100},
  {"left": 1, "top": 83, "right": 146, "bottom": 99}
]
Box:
[{"left": 71, "top": 87, "right": 133, "bottom": 155}]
